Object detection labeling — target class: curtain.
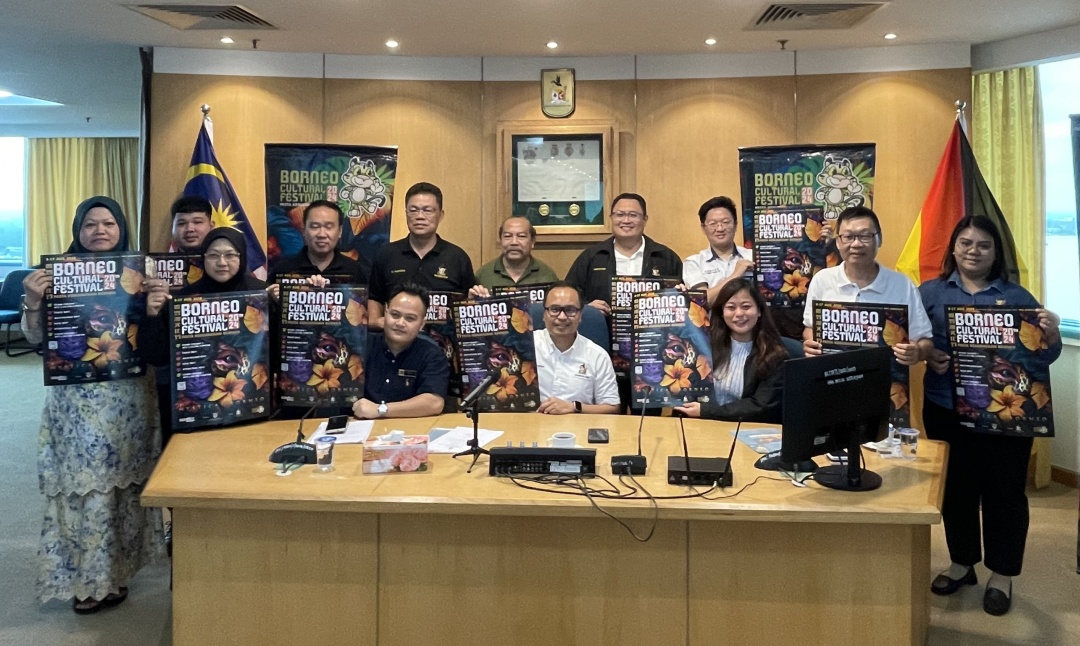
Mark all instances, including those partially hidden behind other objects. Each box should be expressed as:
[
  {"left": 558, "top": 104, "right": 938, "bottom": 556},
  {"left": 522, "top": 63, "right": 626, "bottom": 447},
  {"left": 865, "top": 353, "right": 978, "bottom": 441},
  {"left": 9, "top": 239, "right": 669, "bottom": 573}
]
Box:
[
  {"left": 971, "top": 67, "right": 1045, "bottom": 300},
  {"left": 26, "top": 138, "right": 139, "bottom": 263}
]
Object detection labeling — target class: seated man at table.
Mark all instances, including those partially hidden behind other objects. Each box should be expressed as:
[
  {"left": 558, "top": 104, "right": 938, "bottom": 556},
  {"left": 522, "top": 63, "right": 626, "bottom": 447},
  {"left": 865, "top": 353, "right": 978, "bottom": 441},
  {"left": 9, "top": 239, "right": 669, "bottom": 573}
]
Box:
[
  {"left": 534, "top": 282, "right": 621, "bottom": 415},
  {"left": 352, "top": 282, "right": 449, "bottom": 419}
]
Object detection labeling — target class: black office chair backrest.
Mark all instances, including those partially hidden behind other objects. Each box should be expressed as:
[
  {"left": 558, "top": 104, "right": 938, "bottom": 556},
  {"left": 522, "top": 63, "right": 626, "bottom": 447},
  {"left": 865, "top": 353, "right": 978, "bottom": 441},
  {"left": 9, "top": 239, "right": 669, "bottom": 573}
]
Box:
[{"left": 0, "top": 270, "right": 31, "bottom": 311}]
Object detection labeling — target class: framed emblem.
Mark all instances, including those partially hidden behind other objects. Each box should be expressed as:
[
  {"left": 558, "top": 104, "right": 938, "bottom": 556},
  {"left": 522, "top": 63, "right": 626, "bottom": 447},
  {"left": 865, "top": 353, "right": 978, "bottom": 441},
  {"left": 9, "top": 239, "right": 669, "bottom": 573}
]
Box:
[{"left": 541, "top": 68, "right": 575, "bottom": 119}]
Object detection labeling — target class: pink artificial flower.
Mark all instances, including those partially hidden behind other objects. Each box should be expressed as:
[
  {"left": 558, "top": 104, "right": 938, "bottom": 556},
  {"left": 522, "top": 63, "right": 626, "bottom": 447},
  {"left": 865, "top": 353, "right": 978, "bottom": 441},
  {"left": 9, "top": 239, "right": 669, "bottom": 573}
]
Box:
[{"left": 391, "top": 446, "right": 426, "bottom": 472}]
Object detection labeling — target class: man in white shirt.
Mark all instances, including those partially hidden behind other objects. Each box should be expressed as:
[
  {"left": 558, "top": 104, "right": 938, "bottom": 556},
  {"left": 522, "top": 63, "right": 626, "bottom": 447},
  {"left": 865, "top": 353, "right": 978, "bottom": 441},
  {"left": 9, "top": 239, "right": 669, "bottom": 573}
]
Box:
[
  {"left": 683, "top": 195, "right": 755, "bottom": 306},
  {"left": 802, "top": 206, "right": 933, "bottom": 365},
  {"left": 534, "top": 282, "right": 621, "bottom": 415}
]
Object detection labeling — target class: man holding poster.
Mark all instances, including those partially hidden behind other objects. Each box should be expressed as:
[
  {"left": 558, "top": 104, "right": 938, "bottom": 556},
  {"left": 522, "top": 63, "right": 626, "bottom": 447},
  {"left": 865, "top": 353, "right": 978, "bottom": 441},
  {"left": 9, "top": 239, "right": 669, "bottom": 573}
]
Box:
[
  {"left": 268, "top": 200, "right": 370, "bottom": 294},
  {"left": 683, "top": 196, "right": 754, "bottom": 307},
  {"left": 802, "top": 207, "right": 932, "bottom": 366}
]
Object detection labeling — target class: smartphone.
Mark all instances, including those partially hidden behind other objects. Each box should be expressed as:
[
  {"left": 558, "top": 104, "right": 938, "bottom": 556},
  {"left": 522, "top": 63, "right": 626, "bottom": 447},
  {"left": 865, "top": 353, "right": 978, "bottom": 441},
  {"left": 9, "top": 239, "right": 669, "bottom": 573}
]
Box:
[
  {"left": 325, "top": 415, "right": 349, "bottom": 434},
  {"left": 587, "top": 428, "right": 609, "bottom": 444}
]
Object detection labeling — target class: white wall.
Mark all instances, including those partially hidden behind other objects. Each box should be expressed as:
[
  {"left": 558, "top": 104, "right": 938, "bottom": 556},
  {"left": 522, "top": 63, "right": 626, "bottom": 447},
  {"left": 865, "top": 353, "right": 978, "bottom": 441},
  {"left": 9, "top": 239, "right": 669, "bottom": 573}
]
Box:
[{"left": 1049, "top": 343, "right": 1080, "bottom": 474}]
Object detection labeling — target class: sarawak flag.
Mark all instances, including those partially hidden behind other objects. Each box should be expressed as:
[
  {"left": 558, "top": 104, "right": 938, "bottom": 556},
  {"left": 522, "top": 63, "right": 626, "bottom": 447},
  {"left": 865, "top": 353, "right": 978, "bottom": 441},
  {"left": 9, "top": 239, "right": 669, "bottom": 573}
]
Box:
[
  {"left": 896, "top": 119, "right": 1023, "bottom": 285},
  {"left": 183, "top": 122, "right": 267, "bottom": 278}
]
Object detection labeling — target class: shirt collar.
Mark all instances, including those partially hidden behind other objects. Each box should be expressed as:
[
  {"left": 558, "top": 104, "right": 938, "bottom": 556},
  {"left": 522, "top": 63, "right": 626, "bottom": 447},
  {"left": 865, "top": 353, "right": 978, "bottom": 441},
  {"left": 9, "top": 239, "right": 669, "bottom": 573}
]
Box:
[
  {"left": 708, "top": 246, "right": 741, "bottom": 262},
  {"left": 837, "top": 261, "right": 886, "bottom": 293},
  {"left": 494, "top": 256, "right": 537, "bottom": 277},
  {"left": 945, "top": 270, "right": 1006, "bottom": 295}
]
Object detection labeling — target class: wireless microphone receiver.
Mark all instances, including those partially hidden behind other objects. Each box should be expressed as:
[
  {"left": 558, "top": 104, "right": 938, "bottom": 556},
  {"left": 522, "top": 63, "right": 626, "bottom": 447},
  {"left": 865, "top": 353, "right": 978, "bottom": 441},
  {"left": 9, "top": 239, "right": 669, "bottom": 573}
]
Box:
[{"left": 612, "top": 386, "right": 651, "bottom": 475}]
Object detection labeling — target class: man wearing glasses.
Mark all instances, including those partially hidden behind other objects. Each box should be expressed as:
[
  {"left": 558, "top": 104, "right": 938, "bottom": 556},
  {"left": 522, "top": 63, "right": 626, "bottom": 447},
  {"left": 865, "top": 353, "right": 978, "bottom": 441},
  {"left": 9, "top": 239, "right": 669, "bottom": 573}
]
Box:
[
  {"left": 368, "top": 182, "right": 477, "bottom": 327},
  {"left": 534, "top": 282, "right": 620, "bottom": 415},
  {"left": 564, "top": 192, "right": 683, "bottom": 315},
  {"left": 470, "top": 216, "right": 559, "bottom": 295},
  {"left": 683, "top": 196, "right": 754, "bottom": 307},
  {"left": 801, "top": 206, "right": 932, "bottom": 364}
]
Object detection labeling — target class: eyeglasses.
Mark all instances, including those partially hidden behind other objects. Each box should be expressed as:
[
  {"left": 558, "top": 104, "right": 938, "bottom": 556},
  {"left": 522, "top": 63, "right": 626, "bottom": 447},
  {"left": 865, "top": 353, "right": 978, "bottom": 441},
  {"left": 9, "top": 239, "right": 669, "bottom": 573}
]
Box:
[
  {"left": 612, "top": 210, "right": 644, "bottom": 221},
  {"left": 205, "top": 252, "right": 241, "bottom": 262},
  {"left": 704, "top": 220, "right": 735, "bottom": 231},
  {"left": 406, "top": 206, "right": 439, "bottom": 216},
  {"left": 545, "top": 306, "right": 581, "bottom": 318},
  {"left": 837, "top": 232, "right": 877, "bottom": 244}
]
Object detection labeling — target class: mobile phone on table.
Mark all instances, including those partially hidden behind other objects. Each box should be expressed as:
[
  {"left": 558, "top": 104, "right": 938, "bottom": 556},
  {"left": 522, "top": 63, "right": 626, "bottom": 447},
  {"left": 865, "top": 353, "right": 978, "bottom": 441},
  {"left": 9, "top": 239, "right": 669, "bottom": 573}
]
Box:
[
  {"left": 326, "top": 415, "right": 349, "bottom": 434},
  {"left": 587, "top": 428, "right": 609, "bottom": 444}
]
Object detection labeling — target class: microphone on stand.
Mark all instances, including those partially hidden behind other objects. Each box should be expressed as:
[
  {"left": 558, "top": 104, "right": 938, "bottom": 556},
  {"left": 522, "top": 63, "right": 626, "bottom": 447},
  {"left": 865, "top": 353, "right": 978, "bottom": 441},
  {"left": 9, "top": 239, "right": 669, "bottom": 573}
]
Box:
[
  {"left": 459, "top": 371, "right": 498, "bottom": 411},
  {"left": 612, "top": 385, "right": 652, "bottom": 475}
]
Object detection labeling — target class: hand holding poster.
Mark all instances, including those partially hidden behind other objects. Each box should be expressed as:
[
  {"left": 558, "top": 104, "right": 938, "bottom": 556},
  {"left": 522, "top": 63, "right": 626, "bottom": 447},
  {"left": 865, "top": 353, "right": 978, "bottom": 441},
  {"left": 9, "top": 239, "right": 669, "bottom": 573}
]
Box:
[
  {"left": 813, "top": 301, "right": 911, "bottom": 427},
  {"left": 454, "top": 295, "right": 539, "bottom": 412},
  {"left": 610, "top": 276, "right": 680, "bottom": 377},
  {"left": 277, "top": 285, "right": 368, "bottom": 408},
  {"left": 42, "top": 252, "right": 147, "bottom": 385},
  {"left": 947, "top": 305, "right": 1054, "bottom": 437},
  {"left": 147, "top": 253, "right": 203, "bottom": 293},
  {"left": 631, "top": 288, "right": 712, "bottom": 408},
  {"left": 170, "top": 291, "right": 271, "bottom": 431},
  {"left": 491, "top": 283, "right": 551, "bottom": 306}
]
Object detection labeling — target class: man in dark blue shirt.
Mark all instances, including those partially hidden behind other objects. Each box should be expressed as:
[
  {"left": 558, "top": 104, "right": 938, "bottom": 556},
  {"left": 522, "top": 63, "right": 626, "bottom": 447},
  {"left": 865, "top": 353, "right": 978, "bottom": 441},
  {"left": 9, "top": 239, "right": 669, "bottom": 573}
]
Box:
[{"left": 352, "top": 282, "right": 449, "bottom": 419}]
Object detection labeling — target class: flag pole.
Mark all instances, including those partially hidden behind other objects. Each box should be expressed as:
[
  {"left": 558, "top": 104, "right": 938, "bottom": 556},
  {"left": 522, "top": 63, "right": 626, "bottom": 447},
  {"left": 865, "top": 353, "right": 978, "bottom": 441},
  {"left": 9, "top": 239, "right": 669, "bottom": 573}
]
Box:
[{"left": 955, "top": 99, "right": 968, "bottom": 133}]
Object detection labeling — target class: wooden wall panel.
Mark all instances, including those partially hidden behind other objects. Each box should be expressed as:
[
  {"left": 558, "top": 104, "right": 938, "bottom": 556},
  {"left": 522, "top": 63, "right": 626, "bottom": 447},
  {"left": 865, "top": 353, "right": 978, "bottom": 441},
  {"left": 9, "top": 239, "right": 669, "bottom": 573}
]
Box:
[
  {"left": 481, "top": 80, "right": 637, "bottom": 276},
  {"left": 795, "top": 68, "right": 973, "bottom": 269},
  {"left": 635, "top": 76, "right": 799, "bottom": 263},
  {"left": 325, "top": 80, "right": 484, "bottom": 263},
  {"left": 149, "top": 74, "right": 324, "bottom": 252}
]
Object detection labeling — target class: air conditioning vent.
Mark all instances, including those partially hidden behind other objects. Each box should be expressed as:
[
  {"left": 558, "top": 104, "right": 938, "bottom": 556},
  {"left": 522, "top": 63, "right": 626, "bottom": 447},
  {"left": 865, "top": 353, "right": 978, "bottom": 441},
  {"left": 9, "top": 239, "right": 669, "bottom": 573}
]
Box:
[
  {"left": 126, "top": 4, "right": 277, "bottom": 30},
  {"left": 748, "top": 3, "right": 886, "bottom": 30}
]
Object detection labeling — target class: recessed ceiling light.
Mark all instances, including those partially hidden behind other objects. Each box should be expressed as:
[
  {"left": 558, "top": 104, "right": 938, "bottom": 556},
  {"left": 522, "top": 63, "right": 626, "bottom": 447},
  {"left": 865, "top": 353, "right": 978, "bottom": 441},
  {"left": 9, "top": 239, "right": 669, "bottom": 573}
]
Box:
[
  {"left": 546, "top": 41, "right": 558, "bottom": 49},
  {"left": 220, "top": 36, "right": 234, "bottom": 44},
  {"left": 704, "top": 37, "right": 717, "bottom": 46},
  {"left": 884, "top": 33, "right": 897, "bottom": 40},
  {"left": 0, "top": 90, "right": 12, "bottom": 99},
  {"left": 386, "top": 39, "right": 399, "bottom": 49}
]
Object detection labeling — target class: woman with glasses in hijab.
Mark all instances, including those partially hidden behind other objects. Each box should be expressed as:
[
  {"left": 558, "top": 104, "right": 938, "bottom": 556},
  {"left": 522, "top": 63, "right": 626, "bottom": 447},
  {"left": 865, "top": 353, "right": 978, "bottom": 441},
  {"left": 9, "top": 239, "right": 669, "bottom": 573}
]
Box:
[{"left": 20, "top": 196, "right": 165, "bottom": 614}]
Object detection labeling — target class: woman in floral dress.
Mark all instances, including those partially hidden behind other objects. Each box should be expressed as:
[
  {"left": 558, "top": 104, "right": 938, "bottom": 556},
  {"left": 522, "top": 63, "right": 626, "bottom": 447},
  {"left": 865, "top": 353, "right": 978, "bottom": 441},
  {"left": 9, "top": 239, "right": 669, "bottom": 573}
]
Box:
[{"left": 21, "top": 196, "right": 165, "bottom": 613}]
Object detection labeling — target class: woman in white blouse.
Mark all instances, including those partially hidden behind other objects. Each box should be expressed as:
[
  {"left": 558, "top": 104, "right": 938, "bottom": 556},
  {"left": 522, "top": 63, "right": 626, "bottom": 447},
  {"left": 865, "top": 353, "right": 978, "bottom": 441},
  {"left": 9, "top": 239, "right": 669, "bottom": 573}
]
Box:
[{"left": 675, "top": 278, "right": 790, "bottom": 423}]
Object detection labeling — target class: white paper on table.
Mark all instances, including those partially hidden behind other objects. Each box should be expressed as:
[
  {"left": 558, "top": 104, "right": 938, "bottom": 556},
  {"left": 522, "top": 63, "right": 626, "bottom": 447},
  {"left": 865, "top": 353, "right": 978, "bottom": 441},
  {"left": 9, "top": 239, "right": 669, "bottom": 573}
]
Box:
[
  {"left": 426, "top": 426, "right": 504, "bottom": 454},
  {"left": 309, "top": 419, "right": 374, "bottom": 444}
]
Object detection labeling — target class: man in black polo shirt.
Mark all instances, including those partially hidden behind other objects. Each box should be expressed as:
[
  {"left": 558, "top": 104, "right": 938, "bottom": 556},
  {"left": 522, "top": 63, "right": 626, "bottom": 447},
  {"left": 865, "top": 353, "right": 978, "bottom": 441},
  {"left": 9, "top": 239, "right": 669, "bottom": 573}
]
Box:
[
  {"left": 352, "top": 282, "right": 448, "bottom": 419},
  {"left": 368, "top": 182, "right": 476, "bottom": 327},
  {"left": 267, "top": 200, "right": 369, "bottom": 298},
  {"left": 564, "top": 192, "right": 682, "bottom": 315}
]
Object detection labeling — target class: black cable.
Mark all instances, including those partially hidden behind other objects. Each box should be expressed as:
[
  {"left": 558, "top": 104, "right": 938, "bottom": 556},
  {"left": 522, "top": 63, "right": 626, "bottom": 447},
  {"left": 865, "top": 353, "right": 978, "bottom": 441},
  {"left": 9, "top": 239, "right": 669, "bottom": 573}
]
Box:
[{"left": 576, "top": 476, "right": 658, "bottom": 543}]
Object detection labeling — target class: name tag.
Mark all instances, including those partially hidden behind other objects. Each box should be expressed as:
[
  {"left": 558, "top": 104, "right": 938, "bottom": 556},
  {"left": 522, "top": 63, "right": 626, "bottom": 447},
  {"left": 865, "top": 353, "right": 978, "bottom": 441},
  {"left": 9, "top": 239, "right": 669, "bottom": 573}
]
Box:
[
  {"left": 398, "top": 369, "right": 417, "bottom": 378},
  {"left": 391, "top": 269, "right": 406, "bottom": 274},
  {"left": 592, "top": 267, "right": 607, "bottom": 271}
]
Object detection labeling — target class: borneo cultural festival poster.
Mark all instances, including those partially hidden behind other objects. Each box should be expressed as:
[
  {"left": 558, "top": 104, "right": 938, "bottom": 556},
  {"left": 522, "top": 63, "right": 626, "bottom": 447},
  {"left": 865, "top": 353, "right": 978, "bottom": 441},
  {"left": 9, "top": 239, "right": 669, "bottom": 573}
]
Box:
[
  {"left": 425, "top": 291, "right": 464, "bottom": 401},
  {"left": 454, "top": 295, "right": 539, "bottom": 412},
  {"left": 630, "top": 288, "right": 712, "bottom": 408},
  {"left": 274, "top": 272, "right": 352, "bottom": 287},
  {"left": 946, "top": 305, "right": 1054, "bottom": 437},
  {"left": 147, "top": 253, "right": 203, "bottom": 293},
  {"left": 610, "top": 276, "right": 680, "bottom": 377},
  {"left": 277, "top": 284, "right": 368, "bottom": 408},
  {"left": 265, "top": 143, "right": 398, "bottom": 273},
  {"left": 492, "top": 283, "right": 551, "bottom": 306},
  {"left": 813, "top": 301, "right": 911, "bottom": 427},
  {"left": 738, "top": 144, "right": 876, "bottom": 307},
  {"left": 170, "top": 291, "right": 271, "bottom": 430},
  {"left": 42, "top": 252, "right": 147, "bottom": 386}
]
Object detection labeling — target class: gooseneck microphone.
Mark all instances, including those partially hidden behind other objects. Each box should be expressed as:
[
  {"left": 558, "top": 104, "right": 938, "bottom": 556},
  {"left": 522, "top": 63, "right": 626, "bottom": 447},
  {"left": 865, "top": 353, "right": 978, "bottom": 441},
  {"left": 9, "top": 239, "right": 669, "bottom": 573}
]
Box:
[
  {"left": 268, "top": 395, "right": 326, "bottom": 465},
  {"left": 612, "top": 385, "right": 652, "bottom": 475}
]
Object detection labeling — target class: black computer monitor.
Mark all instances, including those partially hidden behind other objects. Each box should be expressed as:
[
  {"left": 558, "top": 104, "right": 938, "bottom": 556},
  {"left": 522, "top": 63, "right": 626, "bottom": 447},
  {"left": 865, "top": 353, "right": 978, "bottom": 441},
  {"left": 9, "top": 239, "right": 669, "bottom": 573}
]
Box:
[{"left": 781, "top": 345, "right": 892, "bottom": 491}]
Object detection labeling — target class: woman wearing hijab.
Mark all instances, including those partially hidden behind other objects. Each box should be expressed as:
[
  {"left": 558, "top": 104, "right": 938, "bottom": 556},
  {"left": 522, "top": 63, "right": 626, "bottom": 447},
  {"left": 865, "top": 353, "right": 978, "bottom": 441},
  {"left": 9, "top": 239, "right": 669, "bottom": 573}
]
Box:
[
  {"left": 20, "top": 196, "right": 165, "bottom": 614},
  {"left": 139, "top": 226, "right": 267, "bottom": 368}
]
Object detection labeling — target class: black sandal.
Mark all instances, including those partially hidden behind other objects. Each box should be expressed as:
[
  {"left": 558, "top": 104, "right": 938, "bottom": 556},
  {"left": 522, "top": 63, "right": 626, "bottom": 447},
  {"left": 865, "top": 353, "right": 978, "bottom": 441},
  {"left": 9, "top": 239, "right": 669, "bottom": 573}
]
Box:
[
  {"left": 101, "top": 587, "right": 128, "bottom": 609},
  {"left": 73, "top": 598, "right": 103, "bottom": 615}
]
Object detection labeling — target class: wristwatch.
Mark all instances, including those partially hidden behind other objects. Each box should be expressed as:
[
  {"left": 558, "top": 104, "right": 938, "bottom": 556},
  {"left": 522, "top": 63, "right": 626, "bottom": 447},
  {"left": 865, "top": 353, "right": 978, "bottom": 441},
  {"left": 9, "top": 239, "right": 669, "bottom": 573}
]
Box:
[
  {"left": 20, "top": 295, "right": 40, "bottom": 313},
  {"left": 377, "top": 401, "right": 389, "bottom": 418},
  {"left": 574, "top": 401, "right": 582, "bottom": 413}
]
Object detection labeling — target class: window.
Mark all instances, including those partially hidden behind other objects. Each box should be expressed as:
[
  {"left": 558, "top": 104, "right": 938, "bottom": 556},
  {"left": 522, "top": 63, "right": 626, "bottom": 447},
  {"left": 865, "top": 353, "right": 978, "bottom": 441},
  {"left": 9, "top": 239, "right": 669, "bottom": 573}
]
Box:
[
  {"left": 1039, "top": 57, "right": 1080, "bottom": 330},
  {"left": 0, "top": 137, "right": 26, "bottom": 276}
]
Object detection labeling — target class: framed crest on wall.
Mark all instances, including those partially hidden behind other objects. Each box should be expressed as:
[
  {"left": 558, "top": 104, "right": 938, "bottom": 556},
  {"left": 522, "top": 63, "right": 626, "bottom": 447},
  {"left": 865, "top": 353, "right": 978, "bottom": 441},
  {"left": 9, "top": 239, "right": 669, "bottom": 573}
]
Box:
[{"left": 541, "top": 68, "right": 575, "bottom": 118}]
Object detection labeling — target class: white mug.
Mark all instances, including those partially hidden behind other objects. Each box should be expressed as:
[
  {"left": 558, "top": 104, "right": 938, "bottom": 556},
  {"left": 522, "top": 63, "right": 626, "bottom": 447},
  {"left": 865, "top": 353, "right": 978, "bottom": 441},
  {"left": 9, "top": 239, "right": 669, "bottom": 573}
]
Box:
[{"left": 548, "top": 432, "right": 576, "bottom": 448}]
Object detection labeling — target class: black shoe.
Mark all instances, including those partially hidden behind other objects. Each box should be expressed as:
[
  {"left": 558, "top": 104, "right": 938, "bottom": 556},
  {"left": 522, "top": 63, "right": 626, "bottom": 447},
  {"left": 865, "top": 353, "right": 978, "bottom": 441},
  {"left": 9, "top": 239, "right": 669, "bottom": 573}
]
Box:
[
  {"left": 931, "top": 566, "right": 977, "bottom": 595},
  {"left": 983, "top": 583, "right": 1012, "bottom": 616}
]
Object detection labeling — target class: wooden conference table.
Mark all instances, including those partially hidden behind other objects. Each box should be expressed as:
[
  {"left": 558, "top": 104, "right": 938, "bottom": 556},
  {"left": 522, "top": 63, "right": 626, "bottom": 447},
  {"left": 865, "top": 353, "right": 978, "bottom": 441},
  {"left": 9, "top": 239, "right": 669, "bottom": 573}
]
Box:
[{"left": 142, "top": 413, "right": 945, "bottom": 646}]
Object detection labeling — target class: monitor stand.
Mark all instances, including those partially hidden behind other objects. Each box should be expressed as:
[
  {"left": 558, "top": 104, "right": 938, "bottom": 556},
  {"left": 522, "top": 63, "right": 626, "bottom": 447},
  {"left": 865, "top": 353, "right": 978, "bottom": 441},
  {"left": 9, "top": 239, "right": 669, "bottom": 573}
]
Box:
[
  {"left": 754, "top": 452, "right": 819, "bottom": 474},
  {"left": 813, "top": 432, "right": 882, "bottom": 492}
]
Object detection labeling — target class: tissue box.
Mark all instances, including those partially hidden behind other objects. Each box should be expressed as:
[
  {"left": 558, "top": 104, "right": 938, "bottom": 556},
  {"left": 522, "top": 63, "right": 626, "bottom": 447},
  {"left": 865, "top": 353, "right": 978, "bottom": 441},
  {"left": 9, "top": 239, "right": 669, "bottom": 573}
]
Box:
[{"left": 361, "top": 435, "right": 430, "bottom": 474}]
